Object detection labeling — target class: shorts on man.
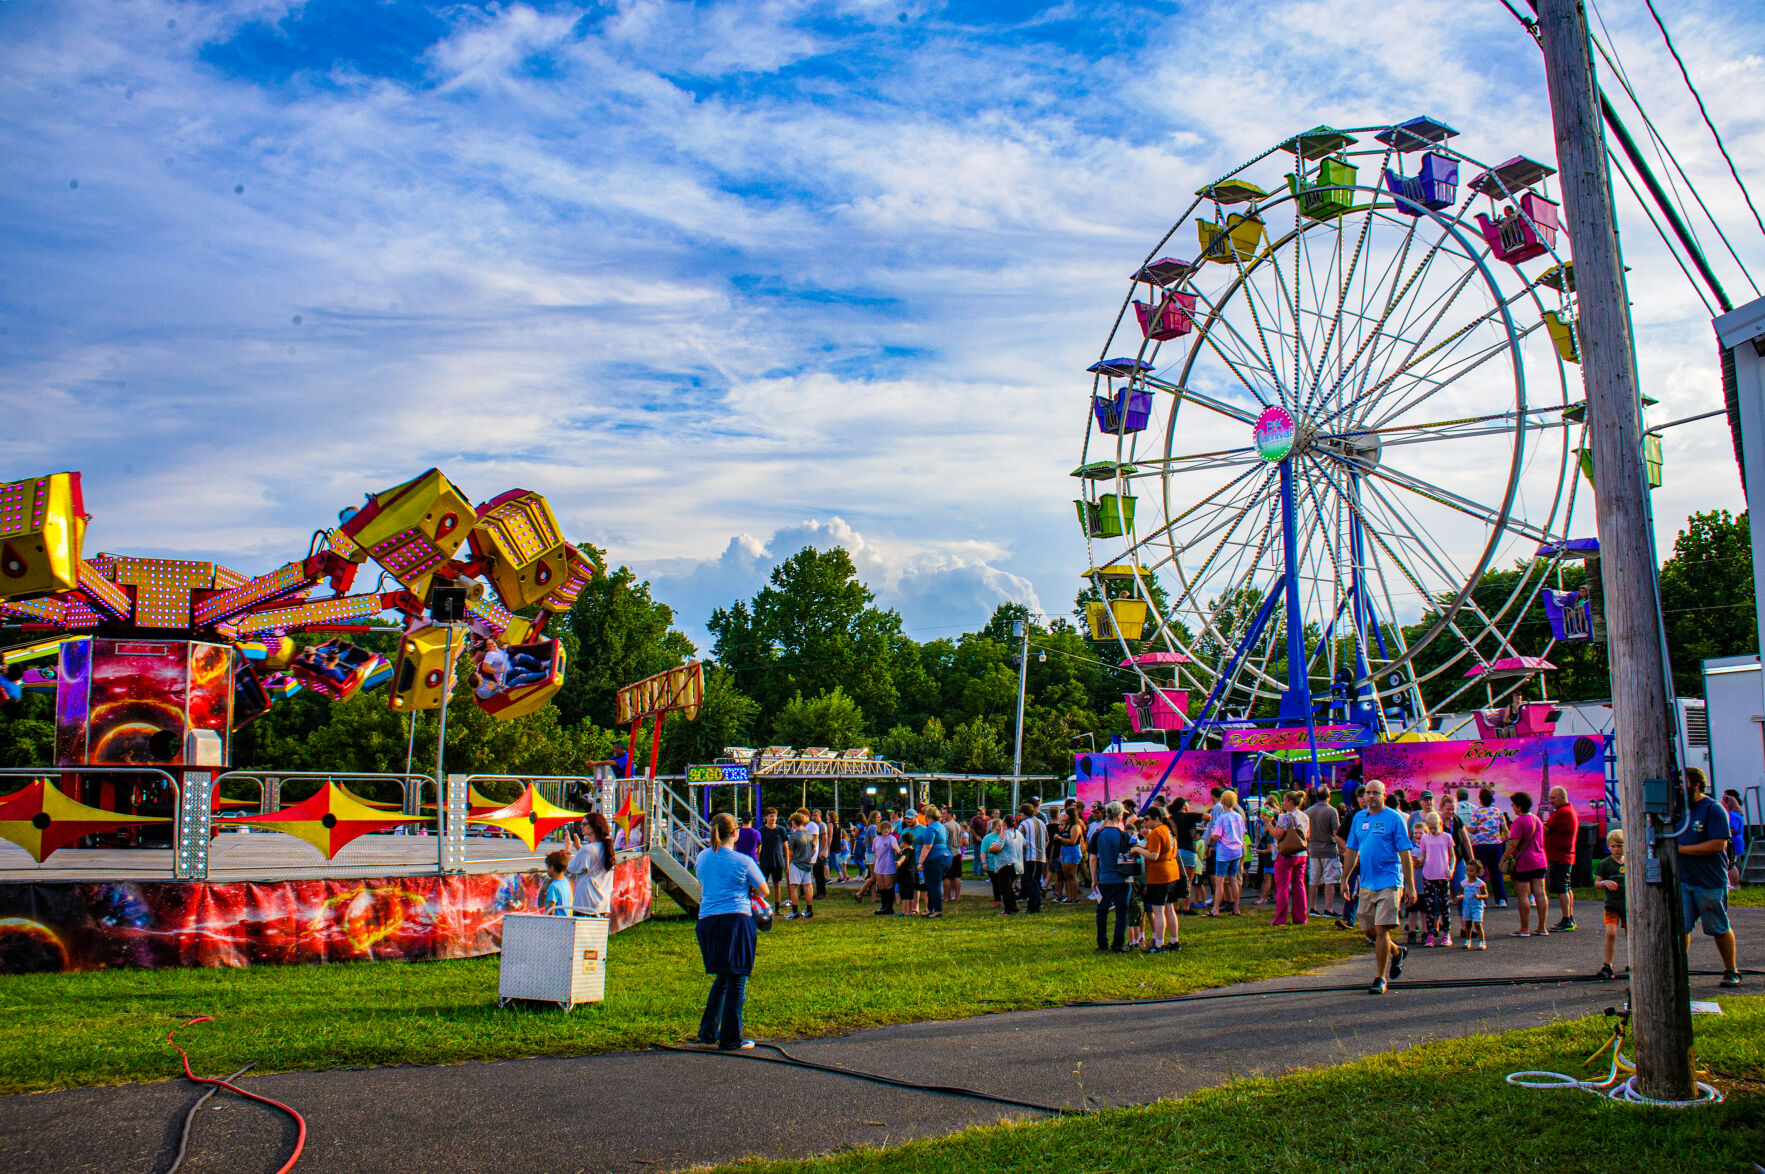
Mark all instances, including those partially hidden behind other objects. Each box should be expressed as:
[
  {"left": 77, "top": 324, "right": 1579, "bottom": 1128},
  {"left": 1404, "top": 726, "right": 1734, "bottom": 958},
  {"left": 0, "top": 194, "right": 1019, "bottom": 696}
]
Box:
[
  {"left": 1358, "top": 886, "right": 1402, "bottom": 931},
  {"left": 1307, "top": 856, "right": 1342, "bottom": 885},
  {"left": 1681, "top": 884, "right": 1730, "bottom": 937},
  {"left": 1546, "top": 862, "right": 1572, "bottom": 896},
  {"left": 787, "top": 863, "right": 815, "bottom": 887}
]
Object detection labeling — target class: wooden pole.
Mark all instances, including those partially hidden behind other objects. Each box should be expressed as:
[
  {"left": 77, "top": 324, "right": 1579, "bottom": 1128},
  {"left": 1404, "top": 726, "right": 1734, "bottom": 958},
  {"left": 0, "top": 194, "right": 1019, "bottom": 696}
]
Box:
[{"left": 1536, "top": 0, "right": 1693, "bottom": 1099}]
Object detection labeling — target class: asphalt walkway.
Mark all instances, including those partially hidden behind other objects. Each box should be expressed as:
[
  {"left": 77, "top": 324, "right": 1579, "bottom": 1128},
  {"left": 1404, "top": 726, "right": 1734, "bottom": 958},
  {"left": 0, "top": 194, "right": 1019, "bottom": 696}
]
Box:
[{"left": 3, "top": 903, "right": 1758, "bottom": 1174}]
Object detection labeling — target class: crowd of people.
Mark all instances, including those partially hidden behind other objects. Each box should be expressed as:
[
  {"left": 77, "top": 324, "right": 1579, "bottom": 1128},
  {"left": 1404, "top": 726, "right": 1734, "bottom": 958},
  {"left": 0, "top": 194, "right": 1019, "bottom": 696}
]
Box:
[{"left": 532, "top": 769, "right": 1749, "bottom": 1039}]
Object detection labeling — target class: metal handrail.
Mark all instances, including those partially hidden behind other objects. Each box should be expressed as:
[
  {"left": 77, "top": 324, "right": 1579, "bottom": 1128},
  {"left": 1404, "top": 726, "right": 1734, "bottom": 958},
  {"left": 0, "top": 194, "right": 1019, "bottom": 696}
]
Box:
[
  {"left": 211, "top": 770, "right": 439, "bottom": 809},
  {"left": 0, "top": 766, "right": 183, "bottom": 873},
  {"left": 649, "top": 777, "right": 710, "bottom": 871}
]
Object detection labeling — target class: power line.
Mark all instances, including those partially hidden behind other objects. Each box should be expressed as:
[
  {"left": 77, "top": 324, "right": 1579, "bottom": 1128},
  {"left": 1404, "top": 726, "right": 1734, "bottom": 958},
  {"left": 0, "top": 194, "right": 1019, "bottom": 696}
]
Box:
[
  {"left": 1642, "top": 0, "right": 1765, "bottom": 241},
  {"left": 1587, "top": 3, "right": 1759, "bottom": 296}
]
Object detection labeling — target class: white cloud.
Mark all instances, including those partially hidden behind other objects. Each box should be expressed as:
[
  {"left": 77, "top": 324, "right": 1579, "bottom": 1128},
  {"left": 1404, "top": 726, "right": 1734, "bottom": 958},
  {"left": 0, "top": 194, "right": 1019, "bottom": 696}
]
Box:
[{"left": 641, "top": 515, "right": 1043, "bottom": 649}]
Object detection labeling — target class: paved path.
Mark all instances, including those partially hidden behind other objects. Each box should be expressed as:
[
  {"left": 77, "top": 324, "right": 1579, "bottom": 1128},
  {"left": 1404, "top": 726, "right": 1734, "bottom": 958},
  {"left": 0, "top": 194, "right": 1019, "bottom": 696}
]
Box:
[{"left": 3, "top": 904, "right": 1758, "bottom": 1174}]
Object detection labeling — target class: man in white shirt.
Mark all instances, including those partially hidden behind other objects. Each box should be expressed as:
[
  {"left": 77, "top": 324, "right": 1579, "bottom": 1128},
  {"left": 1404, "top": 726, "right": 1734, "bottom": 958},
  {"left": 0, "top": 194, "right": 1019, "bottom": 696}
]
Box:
[{"left": 1018, "top": 798, "right": 1047, "bottom": 913}]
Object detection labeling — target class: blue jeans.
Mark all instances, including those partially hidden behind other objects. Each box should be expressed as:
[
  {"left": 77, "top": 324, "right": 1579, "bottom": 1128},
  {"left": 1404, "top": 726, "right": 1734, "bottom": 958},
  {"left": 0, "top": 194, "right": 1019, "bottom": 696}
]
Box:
[
  {"left": 922, "top": 856, "right": 948, "bottom": 913},
  {"left": 1097, "top": 881, "right": 1130, "bottom": 949},
  {"left": 699, "top": 972, "right": 748, "bottom": 1047}
]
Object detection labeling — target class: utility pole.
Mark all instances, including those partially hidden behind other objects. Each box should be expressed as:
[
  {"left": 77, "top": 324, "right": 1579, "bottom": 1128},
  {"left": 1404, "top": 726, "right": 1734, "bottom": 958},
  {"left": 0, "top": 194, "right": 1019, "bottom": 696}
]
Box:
[
  {"left": 1011, "top": 619, "right": 1030, "bottom": 812},
  {"left": 1536, "top": 0, "right": 1693, "bottom": 1099}
]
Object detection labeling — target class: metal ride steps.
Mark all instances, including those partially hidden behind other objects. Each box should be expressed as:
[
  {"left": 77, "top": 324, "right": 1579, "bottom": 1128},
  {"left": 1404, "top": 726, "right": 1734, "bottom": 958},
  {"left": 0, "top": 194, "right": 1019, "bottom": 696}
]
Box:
[
  {"left": 650, "top": 847, "right": 702, "bottom": 915},
  {"left": 1743, "top": 839, "right": 1765, "bottom": 887}
]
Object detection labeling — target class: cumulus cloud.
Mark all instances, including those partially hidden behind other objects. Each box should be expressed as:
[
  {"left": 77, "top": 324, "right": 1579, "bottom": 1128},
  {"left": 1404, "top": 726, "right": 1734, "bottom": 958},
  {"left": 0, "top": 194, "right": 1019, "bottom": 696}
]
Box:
[{"left": 643, "top": 516, "right": 1044, "bottom": 649}]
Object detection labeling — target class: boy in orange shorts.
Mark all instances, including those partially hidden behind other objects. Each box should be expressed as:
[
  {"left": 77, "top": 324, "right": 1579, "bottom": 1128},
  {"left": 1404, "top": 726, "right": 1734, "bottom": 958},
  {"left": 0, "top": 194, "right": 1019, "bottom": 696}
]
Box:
[{"left": 1595, "top": 829, "right": 1626, "bottom": 979}]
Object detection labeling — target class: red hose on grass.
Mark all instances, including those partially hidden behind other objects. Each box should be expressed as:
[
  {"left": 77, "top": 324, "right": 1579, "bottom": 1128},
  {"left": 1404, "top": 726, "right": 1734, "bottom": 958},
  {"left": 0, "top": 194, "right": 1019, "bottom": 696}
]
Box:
[{"left": 167, "top": 1017, "right": 307, "bottom": 1174}]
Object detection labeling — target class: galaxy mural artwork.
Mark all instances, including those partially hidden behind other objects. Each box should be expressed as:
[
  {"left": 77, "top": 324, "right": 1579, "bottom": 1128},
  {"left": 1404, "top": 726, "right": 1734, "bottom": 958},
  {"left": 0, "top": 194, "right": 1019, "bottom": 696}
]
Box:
[
  {"left": 1074, "top": 750, "right": 1238, "bottom": 811},
  {"left": 0, "top": 855, "right": 652, "bottom": 974},
  {"left": 1359, "top": 735, "right": 1613, "bottom": 818}
]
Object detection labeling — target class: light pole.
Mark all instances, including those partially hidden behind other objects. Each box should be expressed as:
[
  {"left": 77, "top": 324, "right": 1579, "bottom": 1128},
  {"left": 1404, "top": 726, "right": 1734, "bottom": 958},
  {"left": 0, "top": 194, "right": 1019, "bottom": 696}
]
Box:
[{"left": 1011, "top": 619, "right": 1030, "bottom": 811}]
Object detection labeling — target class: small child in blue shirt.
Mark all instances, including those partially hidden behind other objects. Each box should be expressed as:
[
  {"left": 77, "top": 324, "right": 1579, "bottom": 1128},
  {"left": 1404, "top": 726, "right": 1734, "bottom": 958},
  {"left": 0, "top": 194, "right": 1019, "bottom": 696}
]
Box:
[
  {"left": 540, "top": 849, "right": 573, "bottom": 915},
  {"left": 1459, "top": 859, "right": 1488, "bottom": 950}
]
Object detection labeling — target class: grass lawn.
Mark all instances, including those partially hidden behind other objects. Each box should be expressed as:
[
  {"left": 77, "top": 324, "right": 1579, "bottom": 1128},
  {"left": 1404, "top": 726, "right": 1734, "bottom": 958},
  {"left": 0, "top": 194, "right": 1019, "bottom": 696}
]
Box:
[
  {"left": 711, "top": 997, "right": 1765, "bottom": 1174},
  {"left": 0, "top": 889, "right": 1363, "bottom": 1095}
]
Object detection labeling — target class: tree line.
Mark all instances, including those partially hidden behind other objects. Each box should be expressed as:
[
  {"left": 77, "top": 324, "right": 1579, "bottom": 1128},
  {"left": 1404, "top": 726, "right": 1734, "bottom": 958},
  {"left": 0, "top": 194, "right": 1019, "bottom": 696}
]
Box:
[{"left": 0, "top": 512, "right": 1755, "bottom": 795}]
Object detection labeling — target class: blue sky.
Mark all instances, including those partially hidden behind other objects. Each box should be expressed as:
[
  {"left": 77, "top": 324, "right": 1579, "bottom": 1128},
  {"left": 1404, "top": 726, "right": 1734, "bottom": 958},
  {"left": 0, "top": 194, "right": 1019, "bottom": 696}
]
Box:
[{"left": 2, "top": 0, "right": 1762, "bottom": 650}]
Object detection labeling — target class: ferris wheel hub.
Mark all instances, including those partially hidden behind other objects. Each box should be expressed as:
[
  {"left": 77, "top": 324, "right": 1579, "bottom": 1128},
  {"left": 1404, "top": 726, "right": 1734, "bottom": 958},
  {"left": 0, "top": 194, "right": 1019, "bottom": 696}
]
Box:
[{"left": 1252, "top": 404, "right": 1300, "bottom": 462}]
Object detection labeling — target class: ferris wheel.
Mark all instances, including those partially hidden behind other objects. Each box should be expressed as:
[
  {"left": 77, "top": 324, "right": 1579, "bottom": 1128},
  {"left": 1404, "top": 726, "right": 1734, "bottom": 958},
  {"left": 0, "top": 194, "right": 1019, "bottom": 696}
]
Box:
[{"left": 1075, "top": 117, "right": 1589, "bottom": 740}]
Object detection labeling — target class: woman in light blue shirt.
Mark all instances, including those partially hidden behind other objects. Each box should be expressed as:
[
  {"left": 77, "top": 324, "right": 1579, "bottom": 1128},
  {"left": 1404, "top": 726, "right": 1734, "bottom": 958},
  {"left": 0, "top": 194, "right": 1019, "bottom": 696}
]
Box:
[
  {"left": 1207, "top": 790, "right": 1248, "bottom": 916},
  {"left": 695, "top": 812, "right": 769, "bottom": 1050},
  {"left": 915, "top": 807, "right": 952, "bottom": 918}
]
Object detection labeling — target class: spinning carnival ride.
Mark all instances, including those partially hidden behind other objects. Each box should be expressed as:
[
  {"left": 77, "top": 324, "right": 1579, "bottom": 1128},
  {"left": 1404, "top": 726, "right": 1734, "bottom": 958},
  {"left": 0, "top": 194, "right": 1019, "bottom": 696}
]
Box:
[
  {"left": 1075, "top": 118, "right": 1637, "bottom": 770},
  {"left": 0, "top": 468, "right": 595, "bottom": 843}
]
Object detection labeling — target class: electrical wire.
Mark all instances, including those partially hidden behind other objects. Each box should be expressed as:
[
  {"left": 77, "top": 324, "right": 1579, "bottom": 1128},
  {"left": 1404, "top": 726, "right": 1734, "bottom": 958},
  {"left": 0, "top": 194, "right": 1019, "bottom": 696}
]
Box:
[
  {"left": 653, "top": 1041, "right": 1082, "bottom": 1115},
  {"left": 1608, "top": 145, "right": 1717, "bottom": 316},
  {"left": 166, "top": 1061, "right": 258, "bottom": 1174},
  {"left": 1587, "top": 4, "right": 1759, "bottom": 297},
  {"left": 1641, "top": 0, "right": 1765, "bottom": 241},
  {"left": 661, "top": 969, "right": 1762, "bottom": 1114},
  {"left": 166, "top": 1018, "right": 307, "bottom": 1174},
  {"left": 1507, "top": 1008, "right": 1725, "bottom": 1106}
]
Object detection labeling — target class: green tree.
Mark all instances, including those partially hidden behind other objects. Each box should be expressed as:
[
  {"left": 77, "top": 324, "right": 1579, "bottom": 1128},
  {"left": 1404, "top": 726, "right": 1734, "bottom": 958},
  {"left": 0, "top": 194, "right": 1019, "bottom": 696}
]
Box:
[
  {"left": 770, "top": 685, "right": 867, "bottom": 750},
  {"left": 660, "top": 666, "right": 761, "bottom": 771},
  {"left": 945, "top": 715, "right": 1009, "bottom": 773},
  {"left": 0, "top": 691, "right": 54, "bottom": 772},
  {"left": 709, "top": 547, "right": 903, "bottom": 729},
  {"left": 1660, "top": 509, "right": 1756, "bottom": 696},
  {"left": 554, "top": 543, "right": 696, "bottom": 731},
  {"left": 877, "top": 717, "right": 950, "bottom": 772}
]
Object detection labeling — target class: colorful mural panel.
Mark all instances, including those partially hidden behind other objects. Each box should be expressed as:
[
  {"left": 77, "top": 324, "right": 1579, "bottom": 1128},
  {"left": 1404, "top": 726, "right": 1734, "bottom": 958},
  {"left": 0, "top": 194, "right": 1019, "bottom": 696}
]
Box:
[
  {"left": 1074, "top": 750, "right": 1237, "bottom": 811},
  {"left": 1358, "top": 735, "right": 1612, "bottom": 817},
  {"left": 0, "top": 855, "right": 652, "bottom": 973}
]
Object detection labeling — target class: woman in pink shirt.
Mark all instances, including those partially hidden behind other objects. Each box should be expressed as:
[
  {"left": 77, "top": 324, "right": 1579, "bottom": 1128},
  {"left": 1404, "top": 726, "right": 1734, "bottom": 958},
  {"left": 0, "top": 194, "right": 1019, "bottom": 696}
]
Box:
[
  {"left": 1416, "top": 812, "right": 1457, "bottom": 947},
  {"left": 1502, "top": 791, "right": 1550, "bottom": 937}
]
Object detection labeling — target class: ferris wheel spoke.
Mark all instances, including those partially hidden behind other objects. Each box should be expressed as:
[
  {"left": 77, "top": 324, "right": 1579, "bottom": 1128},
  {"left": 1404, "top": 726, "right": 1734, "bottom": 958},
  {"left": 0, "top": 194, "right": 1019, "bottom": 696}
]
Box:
[
  {"left": 1354, "top": 474, "right": 1489, "bottom": 606},
  {"left": 1310, "top": 211, "right": 1463, "bottom": 416},
  {"left": 1329, "top": 298, "right": 1506, "bottom": 435},
  {"left": 1230, "top": 248, "right": 1303, "bottom": 403},
  {"left": 1308, "top": 209, "right": 1416, "bottom": 416},
  {"left": 1318, "top": 404, "right": 1560, "bottom": 446},
  {"left": 1142, "top": 374, "right": 1262, "bottom": 426},
  {"left": 1365, "top": 316, "right": 1544, "bottom": 430},
  {"left": 1260, "top": 238, "right": 1326, "bottom": 399},
  {"left": 1130, "top": 463, "right": 1273, "bottom": 566},
  {"left": 1125, "top": 448, "right": 1262, "bottom": 478},
  {"left": 1362, "top": 459, "right": 1543, "bottom": 543}
]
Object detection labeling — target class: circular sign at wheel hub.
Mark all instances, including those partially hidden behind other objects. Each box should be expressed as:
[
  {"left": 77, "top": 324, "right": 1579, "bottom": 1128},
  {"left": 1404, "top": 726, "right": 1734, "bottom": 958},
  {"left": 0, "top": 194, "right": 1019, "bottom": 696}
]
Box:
[{"left": 1253, "top": 405, "right": 1298, "bottom": 462}]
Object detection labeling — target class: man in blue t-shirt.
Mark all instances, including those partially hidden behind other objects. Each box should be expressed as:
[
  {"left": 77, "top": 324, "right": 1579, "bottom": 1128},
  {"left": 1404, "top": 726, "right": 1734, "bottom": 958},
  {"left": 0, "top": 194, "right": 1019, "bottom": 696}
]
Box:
[
  {"left": 1090, "top": 801, "right": 1135, "bottom": 952},
  {"left": 1343, "top": 779, "right": 1416, "bottom": 995},
  {"left": 1676, "top": 770, "right": 1742, "bottom": 987}
]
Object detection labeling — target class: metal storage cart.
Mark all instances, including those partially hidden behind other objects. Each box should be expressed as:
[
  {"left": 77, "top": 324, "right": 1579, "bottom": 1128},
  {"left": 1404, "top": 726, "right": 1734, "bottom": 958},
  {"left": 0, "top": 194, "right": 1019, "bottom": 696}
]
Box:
[{"left": 498, "top": 913, "right": 608, "bottom": 1010}]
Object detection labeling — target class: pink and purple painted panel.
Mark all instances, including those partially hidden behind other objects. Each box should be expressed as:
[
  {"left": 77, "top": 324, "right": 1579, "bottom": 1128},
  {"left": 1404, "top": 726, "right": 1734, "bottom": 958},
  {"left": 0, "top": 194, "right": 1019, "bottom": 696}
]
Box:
[{"left": 1358, "top": 735, "right": 1610, "bottom": 817}]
